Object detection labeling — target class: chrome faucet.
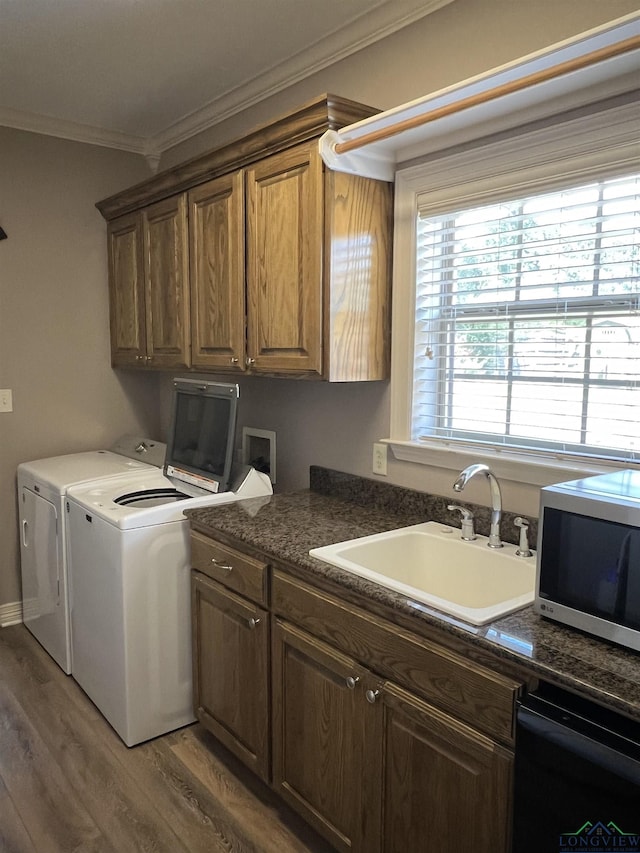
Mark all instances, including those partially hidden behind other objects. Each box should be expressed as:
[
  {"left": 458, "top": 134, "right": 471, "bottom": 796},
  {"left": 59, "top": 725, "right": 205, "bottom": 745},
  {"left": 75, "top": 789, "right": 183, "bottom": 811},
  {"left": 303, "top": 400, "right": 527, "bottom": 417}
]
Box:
[{"left": 452, "top": 463, "right": 503, "bottom": 548}]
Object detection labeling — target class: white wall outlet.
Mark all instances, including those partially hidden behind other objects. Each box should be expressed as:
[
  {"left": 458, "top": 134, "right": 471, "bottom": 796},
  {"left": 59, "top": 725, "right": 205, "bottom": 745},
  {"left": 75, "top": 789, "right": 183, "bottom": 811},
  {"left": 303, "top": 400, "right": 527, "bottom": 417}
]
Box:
[
  {"left": 0, "top": 389, "right": 13, "bottom": 413},
  {"left": 373, "top": 442, "right": 388, "bottom": 476}
]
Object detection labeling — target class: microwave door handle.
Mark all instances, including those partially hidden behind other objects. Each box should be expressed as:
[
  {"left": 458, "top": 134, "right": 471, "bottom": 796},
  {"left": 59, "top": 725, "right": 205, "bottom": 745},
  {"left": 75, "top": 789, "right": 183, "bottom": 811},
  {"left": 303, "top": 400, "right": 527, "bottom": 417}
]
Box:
[{"left": 613, "top": 532, "right": 632, "bottom": 620}]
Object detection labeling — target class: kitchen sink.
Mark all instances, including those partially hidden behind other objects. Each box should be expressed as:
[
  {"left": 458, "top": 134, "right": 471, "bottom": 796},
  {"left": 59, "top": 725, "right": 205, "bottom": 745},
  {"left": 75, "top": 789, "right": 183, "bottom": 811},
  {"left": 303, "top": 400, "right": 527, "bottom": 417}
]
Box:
[{"left": 309, "top": 521, "right": 536, "bottom": 625}]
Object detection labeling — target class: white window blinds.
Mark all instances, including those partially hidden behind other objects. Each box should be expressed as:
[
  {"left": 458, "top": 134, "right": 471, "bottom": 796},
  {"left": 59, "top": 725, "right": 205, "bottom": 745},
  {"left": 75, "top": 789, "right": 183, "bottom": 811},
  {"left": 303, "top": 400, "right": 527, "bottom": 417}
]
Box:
[{"left": 414, "top": 172, "right": 640, "bottom": 462}]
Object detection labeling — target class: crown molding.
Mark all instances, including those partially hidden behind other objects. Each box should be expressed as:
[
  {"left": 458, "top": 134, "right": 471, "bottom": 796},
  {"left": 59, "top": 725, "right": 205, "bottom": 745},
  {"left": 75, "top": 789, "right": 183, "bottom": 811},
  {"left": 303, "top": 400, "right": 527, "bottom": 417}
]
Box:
[
  {"left": 0, "top": 105, "right": 148, "bottom": 155},
  {"left": 149, "top": 0, "right": 453, "bottom": 154},
  {"left": 0, "top": 0, "right": 452, "bottom": 159}
]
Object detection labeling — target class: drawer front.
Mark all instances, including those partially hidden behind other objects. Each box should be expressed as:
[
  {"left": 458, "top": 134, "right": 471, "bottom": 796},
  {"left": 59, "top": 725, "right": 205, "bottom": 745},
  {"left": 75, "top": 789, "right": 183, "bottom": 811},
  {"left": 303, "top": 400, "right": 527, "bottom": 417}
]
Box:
[
  {"left": 190, "top": 531, "right": 267, "bottom": 605},
  {"left": 272, "top": 570, "right": 521, "bottom": 744}
]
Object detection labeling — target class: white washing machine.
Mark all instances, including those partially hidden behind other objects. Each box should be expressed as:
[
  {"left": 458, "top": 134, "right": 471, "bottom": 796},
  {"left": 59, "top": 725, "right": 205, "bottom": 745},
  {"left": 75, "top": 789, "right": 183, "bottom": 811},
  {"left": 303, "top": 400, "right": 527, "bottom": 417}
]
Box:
[
  {"left": 17, "top": 436, "right": 166, "bottom": 674},
  {"left": 65, "top": 379, "right": 273, "bottom": 747}
]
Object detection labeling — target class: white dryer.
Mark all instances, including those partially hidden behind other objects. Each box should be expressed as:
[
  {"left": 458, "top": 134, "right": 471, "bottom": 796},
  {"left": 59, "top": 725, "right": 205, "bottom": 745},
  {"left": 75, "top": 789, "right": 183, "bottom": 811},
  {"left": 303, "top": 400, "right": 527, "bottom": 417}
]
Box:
[
  {"left": 17, "top": 436, "right": 165, "bottom": 674},
  {"left": 65, "top": 379, "right": 273, "bottom": 747}
]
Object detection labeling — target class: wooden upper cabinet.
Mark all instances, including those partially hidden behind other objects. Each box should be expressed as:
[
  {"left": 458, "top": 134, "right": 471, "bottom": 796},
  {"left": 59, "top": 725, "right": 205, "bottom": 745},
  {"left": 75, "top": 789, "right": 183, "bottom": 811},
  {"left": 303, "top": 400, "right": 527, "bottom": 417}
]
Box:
[
  {"left": 107, "top": 212, "right": 146, "bottom": 366},
  {"left": 143, "top": 195, "right": 190, "bottom": 369},
  {"left": 246, "top": 143, "right": 324, "bottom": 376},
  {"left": 189, "top": 173, "right": 245, "bottom": 372},
  {"left": 325, "top": 169, "right": 392, "bottom": 381},
  {"left": 246, "top": 141, "right": 392, "bottom": 379},
  {"left": 99, "top": 96, "right": 392, "bottom": 380},
  {"left": 107, "top": 196, "right": 190, "bottom": 369}
]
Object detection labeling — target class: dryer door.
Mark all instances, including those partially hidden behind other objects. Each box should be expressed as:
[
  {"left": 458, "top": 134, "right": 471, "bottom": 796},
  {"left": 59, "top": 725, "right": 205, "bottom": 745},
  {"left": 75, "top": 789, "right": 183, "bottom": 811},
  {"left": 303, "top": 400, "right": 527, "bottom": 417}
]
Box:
[{"left": 20, "top": 487, "right": 68, "bottom": 671}]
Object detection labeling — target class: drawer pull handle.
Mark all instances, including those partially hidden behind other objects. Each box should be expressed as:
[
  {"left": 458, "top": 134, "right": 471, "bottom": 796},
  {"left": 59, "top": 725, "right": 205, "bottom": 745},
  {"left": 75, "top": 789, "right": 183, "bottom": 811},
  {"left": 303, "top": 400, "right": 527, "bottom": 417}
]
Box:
[
  {"left": 211, "top": 557, "right": 233, "bottom": 572},
  {"left": 247, "top": 617, "right": 261, "bottom": 629},
  {"left": 365, "top": 689, "right": 380, "bottom": 704},
  {"left": 345, "top": 676, "right": 360, "bottom": 690}
]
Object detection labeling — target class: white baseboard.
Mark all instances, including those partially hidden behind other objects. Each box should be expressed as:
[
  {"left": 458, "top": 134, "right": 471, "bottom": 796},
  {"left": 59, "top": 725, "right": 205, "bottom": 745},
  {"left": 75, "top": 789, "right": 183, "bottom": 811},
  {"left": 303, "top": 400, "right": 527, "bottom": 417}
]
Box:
[{"left": 0, "top": 601, "right": 23, "bottom": 627}]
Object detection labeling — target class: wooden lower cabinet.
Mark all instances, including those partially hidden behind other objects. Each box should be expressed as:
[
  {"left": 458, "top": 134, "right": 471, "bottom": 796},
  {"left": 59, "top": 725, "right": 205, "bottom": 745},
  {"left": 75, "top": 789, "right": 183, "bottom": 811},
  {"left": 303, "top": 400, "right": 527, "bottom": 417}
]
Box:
[
  {"left": 191, "top": 536, "right": 518, "bottom": 853},
  {"left": 191, "top": 572, "right": 269, "bottom": 781},
  {"left": 271, "top": 617, "right": 513, "bottom": 853},
  {"left": 380, "top": 682, "right": 513, "bottom": 853},
  {"left": 271, "top": 619, "right": 381, "bottom": 853}
]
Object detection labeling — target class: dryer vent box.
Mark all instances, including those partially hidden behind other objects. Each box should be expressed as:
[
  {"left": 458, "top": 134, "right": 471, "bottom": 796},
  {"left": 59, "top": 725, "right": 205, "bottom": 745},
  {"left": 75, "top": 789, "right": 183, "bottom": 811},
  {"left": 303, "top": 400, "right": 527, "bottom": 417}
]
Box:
[{"left": 242, "top": 427, "right": 276, "bottom": 484}]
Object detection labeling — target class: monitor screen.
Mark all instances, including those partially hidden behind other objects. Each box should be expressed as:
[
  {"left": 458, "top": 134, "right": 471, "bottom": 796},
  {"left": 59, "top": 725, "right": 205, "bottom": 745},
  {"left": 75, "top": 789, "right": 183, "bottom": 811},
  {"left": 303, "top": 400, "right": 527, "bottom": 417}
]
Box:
[{"left": 165, "top": 379, "right": 239, "bottom": 493}]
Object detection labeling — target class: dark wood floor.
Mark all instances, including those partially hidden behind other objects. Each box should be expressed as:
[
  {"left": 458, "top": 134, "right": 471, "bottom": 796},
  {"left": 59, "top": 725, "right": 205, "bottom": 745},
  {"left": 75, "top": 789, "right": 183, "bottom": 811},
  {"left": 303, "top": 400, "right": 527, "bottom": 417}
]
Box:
[{"left": 0, "top": 624, "right": 334, "bottom": 853}]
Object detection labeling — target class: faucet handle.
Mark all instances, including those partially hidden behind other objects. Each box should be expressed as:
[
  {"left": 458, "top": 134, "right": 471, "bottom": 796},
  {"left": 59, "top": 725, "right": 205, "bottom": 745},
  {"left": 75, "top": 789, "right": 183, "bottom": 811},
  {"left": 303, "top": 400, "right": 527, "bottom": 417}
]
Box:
[
  {"left": 514, "top": 516, "right": 533, "bottom": 557},
  {"left": 447, "top": 504, "right": 476, "bottom": 541}
]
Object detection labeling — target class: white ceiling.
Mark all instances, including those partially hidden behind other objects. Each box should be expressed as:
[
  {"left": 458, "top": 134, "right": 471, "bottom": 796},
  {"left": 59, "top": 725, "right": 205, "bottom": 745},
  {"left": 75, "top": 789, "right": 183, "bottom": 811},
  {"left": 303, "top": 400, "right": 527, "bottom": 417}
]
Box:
[{"left": 0, "top": 0, "right": 451, "bottom": 158}]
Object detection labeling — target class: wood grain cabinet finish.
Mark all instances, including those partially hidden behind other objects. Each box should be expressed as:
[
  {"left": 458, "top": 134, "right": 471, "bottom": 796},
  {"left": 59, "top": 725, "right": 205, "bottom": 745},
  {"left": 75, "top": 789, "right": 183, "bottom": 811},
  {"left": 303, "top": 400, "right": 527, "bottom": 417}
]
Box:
[
  {"left": 190, "top": 531, "right": 518, "bottom": 853},
  {"left": 107, "top": 212, "right": 145, "bottom": 366},
  {"left": 188, "top": 173, "right": 245, "bottom": 372},
  {"left": 379, "top": 682, "right": 512, "bottom": 853},
  {"left": 190, "top": 530, "right": 267, "bottom": 605},
  {"left": 108, "top": 195, "right": 190, "bottom": 368},
  {"left": 99, "top": 96, "right": 392, "bottom": 380},
  {"left": 192, "top": 572, "right": 270, "bottom": 781},
  {"left": 246, "top": 142, "right": 391, "bottom": 379},
  {"left": 271, "top": 571, "right": 517, "bottom": 853},
  {"left": 245, "top": 143, "right": 323, "bottom": 375},
  {"left": 271, "top": 619, "right": 381, "bottom": 853},
  {"left": 191, "top": 529, "right": 269, "bottom": 781}
]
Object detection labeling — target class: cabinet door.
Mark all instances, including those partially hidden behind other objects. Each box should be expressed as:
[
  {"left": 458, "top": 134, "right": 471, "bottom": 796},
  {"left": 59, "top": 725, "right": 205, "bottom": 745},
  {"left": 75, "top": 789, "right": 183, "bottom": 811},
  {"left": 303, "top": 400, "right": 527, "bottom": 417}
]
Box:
[
  {"left": 272, "top": 619, "right": 380, "bottom": 853},
  {"left": 192, "top": 572, "right": 269, "bottom": 781},
  {"left": 107, "top": 211, "right": 146, "bottom": 367},
  {"left": 189, "top": 173, "right": 245, "bottom": 371},
  {"left": 246, "top": 143, "right": 323, "bottom": 375},
  {"left": 144, "top": 194, "right": 190, "bottom": 368},
  {"left": 324, "top": 170, "right": 392, "bottom": 381},
  {"left": 379, "top": 682, "right": 513, "bottom": 853}
]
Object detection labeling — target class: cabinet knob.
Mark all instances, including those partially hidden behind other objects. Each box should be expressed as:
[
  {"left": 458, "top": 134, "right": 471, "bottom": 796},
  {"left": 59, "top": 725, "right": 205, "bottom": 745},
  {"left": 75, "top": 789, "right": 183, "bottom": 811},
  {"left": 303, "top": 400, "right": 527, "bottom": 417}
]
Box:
[
  {"left": 210, "top": 557, "right": 233, "bottom": 572},
  {"left": 135, "top": 355, "right": 143, "bottom": 362},
  {"left": 230, "top": 357, "right": 239, "bottom": 364},
  {"left": 345, "top": 676, "right": 360, "bottom": 690},
  {"left": 145, "top": 356, "right": 152, "bottom": 363},
  {"left": 247, "top": 617, "right": 261, "bottom": 629},
  {"left": 365, "top": 689, "right": 380, "bottom": 704},
  {"left": 246, "top": 357, "right": 255, "bottom": 366}
]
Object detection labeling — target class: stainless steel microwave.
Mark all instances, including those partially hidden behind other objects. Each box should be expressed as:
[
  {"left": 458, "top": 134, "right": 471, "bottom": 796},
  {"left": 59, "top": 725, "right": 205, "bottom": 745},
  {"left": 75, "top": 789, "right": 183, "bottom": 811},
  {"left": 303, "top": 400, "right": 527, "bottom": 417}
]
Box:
[{"left": 536, "top": 470, "right": 640, "bottom": 652}]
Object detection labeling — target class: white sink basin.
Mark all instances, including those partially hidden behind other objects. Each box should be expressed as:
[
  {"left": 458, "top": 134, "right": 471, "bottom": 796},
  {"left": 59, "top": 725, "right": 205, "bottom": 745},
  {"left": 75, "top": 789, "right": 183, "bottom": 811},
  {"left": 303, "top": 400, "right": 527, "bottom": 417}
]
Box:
[{"left": 309, "top": 521, "right": 536, "bottom": 626}]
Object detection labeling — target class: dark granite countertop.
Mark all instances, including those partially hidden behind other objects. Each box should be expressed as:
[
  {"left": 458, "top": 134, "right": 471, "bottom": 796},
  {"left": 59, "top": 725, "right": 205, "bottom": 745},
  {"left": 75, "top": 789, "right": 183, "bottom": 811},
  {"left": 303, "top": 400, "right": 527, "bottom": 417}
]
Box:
[{"left": 186, "top": 468, "right": 640, "bottom": 724}]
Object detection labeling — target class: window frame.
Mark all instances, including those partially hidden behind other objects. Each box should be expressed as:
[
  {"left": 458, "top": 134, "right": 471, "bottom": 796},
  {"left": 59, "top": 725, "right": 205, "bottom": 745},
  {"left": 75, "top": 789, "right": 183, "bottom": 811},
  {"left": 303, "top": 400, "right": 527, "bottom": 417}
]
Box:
[{"left": 388, "top": 94, "right": 640, "bottom": 486}]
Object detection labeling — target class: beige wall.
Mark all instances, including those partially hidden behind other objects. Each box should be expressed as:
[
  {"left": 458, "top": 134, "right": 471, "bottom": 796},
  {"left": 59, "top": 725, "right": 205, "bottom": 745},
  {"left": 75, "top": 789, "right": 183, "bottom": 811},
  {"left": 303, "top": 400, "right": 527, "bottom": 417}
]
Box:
[
  {"left": 0, "top": 128, "right": 160, "bottom": 608},
  {"left": 2, "top": 0, "right": 638, "bottom": 610}
]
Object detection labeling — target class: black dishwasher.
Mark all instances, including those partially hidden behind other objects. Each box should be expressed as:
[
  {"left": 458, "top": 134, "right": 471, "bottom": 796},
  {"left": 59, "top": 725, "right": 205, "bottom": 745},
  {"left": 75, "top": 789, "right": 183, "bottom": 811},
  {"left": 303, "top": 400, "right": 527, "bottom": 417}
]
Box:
[{"left": 513, "top": 683, "right": 640, "bottom": 853}]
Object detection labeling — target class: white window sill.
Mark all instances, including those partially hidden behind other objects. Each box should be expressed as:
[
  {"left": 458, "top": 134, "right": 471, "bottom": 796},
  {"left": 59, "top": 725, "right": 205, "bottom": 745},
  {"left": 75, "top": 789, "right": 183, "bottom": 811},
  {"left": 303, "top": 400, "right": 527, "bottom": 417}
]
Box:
[{"left": 385, "top": 439, "right": 636, "bottom": 489}]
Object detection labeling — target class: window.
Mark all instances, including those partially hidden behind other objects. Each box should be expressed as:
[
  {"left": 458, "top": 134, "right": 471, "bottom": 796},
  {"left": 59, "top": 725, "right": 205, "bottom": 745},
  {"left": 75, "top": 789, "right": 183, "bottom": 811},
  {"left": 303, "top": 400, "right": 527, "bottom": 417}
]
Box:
[
  {"left": 414, "top": 173, "right": 640, "bottom": 462},
  {"left": 390, "top": 96, "right": 640, "bottom": 478}
]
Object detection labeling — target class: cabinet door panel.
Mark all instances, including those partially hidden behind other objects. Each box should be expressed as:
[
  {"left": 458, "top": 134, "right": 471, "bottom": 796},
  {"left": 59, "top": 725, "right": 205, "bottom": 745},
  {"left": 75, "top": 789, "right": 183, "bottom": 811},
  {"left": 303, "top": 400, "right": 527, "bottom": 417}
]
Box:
[
  {"left": 325, "top": 171, "right": 392, "bottom": 381},
  {"left": 189, "top": 174, "right": 245, "bottom": 371},
  {"left": 246, "top": 144, "right": 323, "bottom": 375},
  {"left": 272, "top": 619, "right": 378, "bottom": 853},
  {"left": 144, "top": 194, "right": 190, "bottom": 368},
  {"left": 107, "top": 212, "right": 146, "bottom": 366},
  {"left": 381, "top": 683, "right": 513, "bottom": 853},
  {"left": 192, "top": 573, "right": 269, "bottom": 781}
]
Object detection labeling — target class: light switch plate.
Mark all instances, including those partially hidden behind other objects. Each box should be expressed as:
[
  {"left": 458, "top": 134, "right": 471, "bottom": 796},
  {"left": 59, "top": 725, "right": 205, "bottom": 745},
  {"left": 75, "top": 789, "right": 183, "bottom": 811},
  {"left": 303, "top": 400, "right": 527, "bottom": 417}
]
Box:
[{"left": 0, "top": 389, "right": 12, "bottom": 412}]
